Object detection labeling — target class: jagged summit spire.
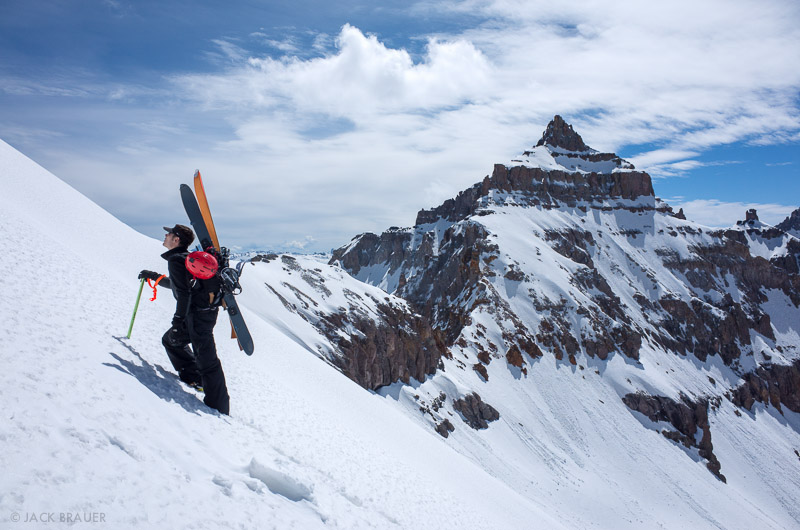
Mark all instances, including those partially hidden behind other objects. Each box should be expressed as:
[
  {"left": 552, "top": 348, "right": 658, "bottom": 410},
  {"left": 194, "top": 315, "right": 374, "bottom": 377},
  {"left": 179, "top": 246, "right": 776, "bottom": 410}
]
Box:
[
  {"left": 518, "top": 115, "right": 635, "bottom": 174},
  {"left": 776, "top": 207, "right": 800, "bottom": 233},
  {"left": 536, "top": 115, "right": 589, "bottom": 152}
]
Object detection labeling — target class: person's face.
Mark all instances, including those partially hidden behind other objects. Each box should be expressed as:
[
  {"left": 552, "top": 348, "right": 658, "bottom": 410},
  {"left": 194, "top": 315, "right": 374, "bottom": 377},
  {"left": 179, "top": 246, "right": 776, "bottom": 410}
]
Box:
[{"left": 163, "top": 231, "right": 181, "bottom": 250}]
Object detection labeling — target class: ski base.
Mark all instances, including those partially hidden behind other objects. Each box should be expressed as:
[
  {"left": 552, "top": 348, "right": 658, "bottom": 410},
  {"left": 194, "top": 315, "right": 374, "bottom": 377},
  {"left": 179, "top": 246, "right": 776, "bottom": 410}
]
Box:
[{"left": 180, "top": 182, "right": 254, "bottom": 355}]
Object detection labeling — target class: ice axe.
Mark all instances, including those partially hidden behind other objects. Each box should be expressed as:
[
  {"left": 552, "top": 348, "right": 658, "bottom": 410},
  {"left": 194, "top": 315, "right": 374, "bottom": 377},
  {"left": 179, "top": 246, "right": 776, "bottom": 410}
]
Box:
[{"left": 126, "top": 278, "right": 146, "bottom": 339}]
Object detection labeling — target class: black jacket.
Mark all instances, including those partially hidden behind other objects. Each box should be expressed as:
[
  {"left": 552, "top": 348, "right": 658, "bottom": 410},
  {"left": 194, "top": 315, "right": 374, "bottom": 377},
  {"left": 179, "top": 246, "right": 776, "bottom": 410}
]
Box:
[{"left": 161, "top": 246, "right": 191, "bottom": 320}]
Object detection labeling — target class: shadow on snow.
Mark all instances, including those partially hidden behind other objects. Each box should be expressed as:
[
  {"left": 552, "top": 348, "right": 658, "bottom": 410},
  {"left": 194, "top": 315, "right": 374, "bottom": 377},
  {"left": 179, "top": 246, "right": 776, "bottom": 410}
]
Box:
[{"left": 105, "top": 336, "right": 216, "bottom": 416}]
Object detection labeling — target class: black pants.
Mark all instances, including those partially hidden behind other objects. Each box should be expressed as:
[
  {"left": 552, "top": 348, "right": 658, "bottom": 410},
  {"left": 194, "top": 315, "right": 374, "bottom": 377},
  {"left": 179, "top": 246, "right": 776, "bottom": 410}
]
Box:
[{"left": 162, "top": 308, "right": 230, "bottom": 415}]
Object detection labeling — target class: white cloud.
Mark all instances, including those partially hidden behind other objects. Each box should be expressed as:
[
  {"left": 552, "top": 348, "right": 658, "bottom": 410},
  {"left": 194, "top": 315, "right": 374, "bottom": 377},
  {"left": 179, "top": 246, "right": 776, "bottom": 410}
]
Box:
[
  {"left": 633, "top": 153, "right": 744, "bottom": 179},
  {"left": 629, "top": 149, "right": 700, "bottom": 169},
  {"left": 173, "top": 2, "right": 800, "bottom": 163},
  {"left": 669, "top": 198, "right": 797, "bottom": 227},
  {"left": 285, "top": 236, "right": 317, "bottom": 250},
  {"left": 8, "top": 0, "right": 800, "bottom": 252},
  {"left": 178, "top": 24, "right": 491, "bottom": 120}
]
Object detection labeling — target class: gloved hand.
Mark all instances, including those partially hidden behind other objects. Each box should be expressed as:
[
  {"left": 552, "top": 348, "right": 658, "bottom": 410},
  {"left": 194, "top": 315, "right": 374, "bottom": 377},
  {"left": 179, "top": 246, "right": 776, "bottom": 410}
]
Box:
[
  {"left": 171, "top": 315, "right": 186, "bottom": 329},
  {"left": 138, "top": 270, "right": 162, "bottom": 281}
]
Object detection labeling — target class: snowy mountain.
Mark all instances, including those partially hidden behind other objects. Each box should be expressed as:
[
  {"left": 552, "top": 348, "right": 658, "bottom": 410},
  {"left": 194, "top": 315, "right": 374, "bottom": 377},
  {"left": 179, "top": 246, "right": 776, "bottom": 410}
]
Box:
[
  {"left": 777, "top": 207, "right": 800, "bottom": 239},
  {"left": 330, "top": 117, "right": 800, "bottom": 528},
  {"left": 731, "top": 208, "right": 800, "bottom": 274},
  {"left": 0, "top": 139, "right": 563, "bottom": 529},
  {"left": 3, "top": 110, "right": 800, "bottom": 529}
]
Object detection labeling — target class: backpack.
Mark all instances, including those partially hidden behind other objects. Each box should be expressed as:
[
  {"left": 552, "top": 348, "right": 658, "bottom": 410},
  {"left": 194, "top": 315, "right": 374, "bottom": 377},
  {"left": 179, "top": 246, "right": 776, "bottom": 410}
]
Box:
[{"left": 185, "top": 246, "right": 241, "bottom": 308}]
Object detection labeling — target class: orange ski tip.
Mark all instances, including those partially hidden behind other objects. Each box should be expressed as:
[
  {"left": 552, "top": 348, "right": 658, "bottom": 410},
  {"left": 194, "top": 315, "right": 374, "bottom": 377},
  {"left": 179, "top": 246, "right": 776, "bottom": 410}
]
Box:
[{"left": 194, "top": 169, "right": 201, "bottom": 178}]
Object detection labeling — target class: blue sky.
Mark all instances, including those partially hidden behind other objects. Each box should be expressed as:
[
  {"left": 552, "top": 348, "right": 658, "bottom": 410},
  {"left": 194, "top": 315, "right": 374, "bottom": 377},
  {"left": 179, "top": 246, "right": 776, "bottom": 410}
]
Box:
[{"left": 2, "top": 0, "right": 799, "bottom": 251}]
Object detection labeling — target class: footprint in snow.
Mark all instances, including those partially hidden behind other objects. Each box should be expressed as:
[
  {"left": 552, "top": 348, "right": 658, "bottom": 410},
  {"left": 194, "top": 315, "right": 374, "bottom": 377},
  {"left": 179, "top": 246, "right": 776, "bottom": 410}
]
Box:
[
  {"left": 247, "top": 458, "right": 313, "bottom": 503},
  {"left": 212, "top": 475, "right": 234, "bottom": 497}
]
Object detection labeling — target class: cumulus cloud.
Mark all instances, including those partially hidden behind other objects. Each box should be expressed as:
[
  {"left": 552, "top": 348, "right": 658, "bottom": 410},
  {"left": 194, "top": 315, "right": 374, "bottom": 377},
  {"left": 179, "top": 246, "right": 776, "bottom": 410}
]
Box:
[
  {"left": 173, "top": 1, "right": 800, "bottom": 161},
  {"left": 9, "top": 0, "right": 799, "bottom": 251},
  {"left": 178, "top": 24, "right": 491, "bottom": 120}
]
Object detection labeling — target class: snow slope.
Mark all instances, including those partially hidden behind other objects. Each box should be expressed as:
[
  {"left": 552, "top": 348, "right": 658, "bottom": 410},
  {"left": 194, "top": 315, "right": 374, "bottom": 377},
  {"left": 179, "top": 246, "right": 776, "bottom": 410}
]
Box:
[
  {"left": 0, "top": 140, "right": 566, "bottom": 529},
  {"left": 372, "top": 205, "right": 800, "bottom": 529},
  {"left": 3, "top": 134, "right": 799, "bottom": 530},
  {"left": 511, "top": 144, "right": 635, "bottom": 175},
  {"left": 328, "top": 126, "right": 800, "bottom": 529}
]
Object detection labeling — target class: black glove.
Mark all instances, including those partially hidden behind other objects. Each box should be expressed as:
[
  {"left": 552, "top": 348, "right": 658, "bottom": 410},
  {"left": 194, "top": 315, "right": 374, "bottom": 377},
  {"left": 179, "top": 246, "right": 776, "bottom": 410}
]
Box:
[{"left": 138, "top": 270, "right": 161, "bottom": 281}]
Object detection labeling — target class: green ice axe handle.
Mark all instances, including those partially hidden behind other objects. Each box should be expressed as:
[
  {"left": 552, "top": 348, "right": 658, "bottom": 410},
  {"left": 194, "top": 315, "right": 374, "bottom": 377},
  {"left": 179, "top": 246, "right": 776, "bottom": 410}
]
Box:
[{"left": 127, "top": 278, "right": 146, "bottom": 339}]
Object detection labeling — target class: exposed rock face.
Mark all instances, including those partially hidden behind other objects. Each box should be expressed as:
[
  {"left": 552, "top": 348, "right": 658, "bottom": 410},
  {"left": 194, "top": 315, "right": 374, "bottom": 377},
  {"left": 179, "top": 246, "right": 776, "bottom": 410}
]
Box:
[
  {"left": 624, "top": 359, "right": 800, "bottom": 482},
  {"left": 332, "top": 222, "right": 496, "bottom": 346},
  {"left": 325, "top": 304, "right": 446, "bottom": 390},
  {"left": 415, "top": 163, "right": 654, "bottom": 226},
  {"left": 776, "top": 207, "right": 800, "bottom": 234},
  {"left": 536, "top": 115, "right": 589, "bottom": 152},
  {"left": 453, "top": 393, "right": 500, "bottom": 429},
  {"left": 772, "top": 238, "right": 800, "bottom": 275},
  {"left": 623, "top": 392, "right": 725, "bottom": 482},
  {"left": 255, "top": 254, "right": 445, "bottom": 391},
  {"left": 655, "top": 236, "right": 797, "bottom": 369},
  {"left": 655, "top": 295, "right": 769, "bottom": 366},
  {"left": 435, "top": 418, "right": 456, "bottom": 438},
  {"left": 726, "top": 207, "right": 800, "bottom": 275},
  {"left": 333, "top": 230, "right": 415, "bottom": 278},
  {"left": 730, "top": 359, "right": 800, "bottom": 413}
]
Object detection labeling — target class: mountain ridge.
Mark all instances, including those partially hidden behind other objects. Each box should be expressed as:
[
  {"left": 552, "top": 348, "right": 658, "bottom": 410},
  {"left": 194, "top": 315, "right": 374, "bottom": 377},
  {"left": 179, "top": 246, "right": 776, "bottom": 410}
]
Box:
[
  {"left": 4, "top": 123, "right": 800, "bottom": 529},
  {"left": 329, "top": 116, "right": 800, "bottom": 491}
]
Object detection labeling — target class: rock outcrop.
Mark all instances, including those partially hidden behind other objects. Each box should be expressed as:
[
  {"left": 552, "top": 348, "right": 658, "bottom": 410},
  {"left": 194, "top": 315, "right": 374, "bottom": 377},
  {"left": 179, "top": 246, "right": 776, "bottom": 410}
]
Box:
[
  {"left": 453, "top": 393, "right": 500, "bottom": 430},
  {"left": 332, "top": 222, "right": 496, "bottom": 347},
  {"left": 414, "top": 163, "right": 654, "bottom": 226},
  {"left": 252, "top": 254, "right": 445, "bottom": 391},
  {"left": 324, "top": 303, "right": 446, "bottom": 390},
  {"left": 730, "top": 359, "right": 800, "bottom": 413},
  {"left": 776, "top": 207, "right": 800, "bottom": 235},
  {"left": 536, "top": 114, "right": 589, "bottom": 152},
  {"left": 623, "top": 392, "right": 725, "bottom": 482}
]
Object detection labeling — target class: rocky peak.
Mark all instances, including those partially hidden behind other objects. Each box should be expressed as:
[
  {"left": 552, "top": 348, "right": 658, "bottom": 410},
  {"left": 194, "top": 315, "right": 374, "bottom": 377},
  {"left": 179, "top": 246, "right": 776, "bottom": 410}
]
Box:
[
  {"left": 777, "top": 207, "right": 800, "bottom": 234},
  {"left": 736, "top": 208, "right": 762, "bottom": 228},
  {"left": 536, "top": 115, "right": 589, "bottom": 152},
  {"left": 517, "top": 117, "right": 635, "bottom": 175}
]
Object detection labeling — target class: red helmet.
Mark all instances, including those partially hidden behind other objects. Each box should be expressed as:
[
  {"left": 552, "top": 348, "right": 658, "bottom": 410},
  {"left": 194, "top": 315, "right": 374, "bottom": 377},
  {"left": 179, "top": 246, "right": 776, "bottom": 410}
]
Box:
[{"left": 185, "top": 251, "right": 218, "bottom": 279}]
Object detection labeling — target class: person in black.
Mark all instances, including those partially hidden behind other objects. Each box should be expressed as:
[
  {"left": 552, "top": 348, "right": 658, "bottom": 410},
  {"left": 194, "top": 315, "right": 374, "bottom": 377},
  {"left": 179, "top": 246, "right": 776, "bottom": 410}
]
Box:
[{"left": 139, "top": 224, "right": 230, "bottom": 415}]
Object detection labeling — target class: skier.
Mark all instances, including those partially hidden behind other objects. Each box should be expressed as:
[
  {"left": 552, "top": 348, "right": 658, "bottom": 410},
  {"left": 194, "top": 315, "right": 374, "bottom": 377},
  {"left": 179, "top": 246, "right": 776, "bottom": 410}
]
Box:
[{"left": 138, "top": 224, "right": 230, "bottom": 415}]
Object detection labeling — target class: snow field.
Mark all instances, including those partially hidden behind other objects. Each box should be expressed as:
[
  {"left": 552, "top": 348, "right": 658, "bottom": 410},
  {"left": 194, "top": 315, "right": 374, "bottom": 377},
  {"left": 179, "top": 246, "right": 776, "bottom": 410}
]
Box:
[
  {"left": 372, "top": 199, "right": 800, "bottom": 529},
  {"left": 0, "top": 140, "right": 564, "bottom": 529}
]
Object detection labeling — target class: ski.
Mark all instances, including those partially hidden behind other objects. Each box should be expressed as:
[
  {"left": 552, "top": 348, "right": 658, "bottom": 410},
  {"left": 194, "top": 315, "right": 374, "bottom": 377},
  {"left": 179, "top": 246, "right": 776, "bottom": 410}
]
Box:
[
  {"left": 180, "top": 183, "right": 254, "bottom": 355},
  {"left": 193, "top": 170, "right": 221, "bottom": 250},
  {"left": 193, "top": 171, "right": 239, "bottom": 342}
]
